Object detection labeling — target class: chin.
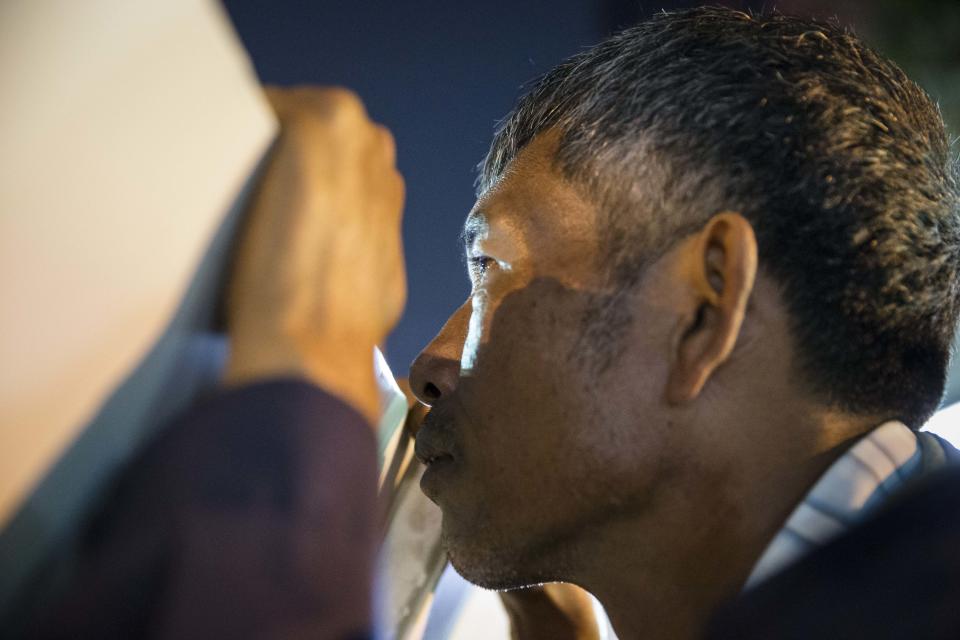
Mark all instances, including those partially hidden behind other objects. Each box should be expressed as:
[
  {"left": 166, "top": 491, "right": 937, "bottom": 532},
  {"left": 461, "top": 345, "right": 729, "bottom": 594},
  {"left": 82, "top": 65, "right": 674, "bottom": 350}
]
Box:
[
  {"left": 442, "top": 523, "right": 567, "bottom": 591},
  {"left": 446, "top": 547, "right": 533, "bottom": 591}
]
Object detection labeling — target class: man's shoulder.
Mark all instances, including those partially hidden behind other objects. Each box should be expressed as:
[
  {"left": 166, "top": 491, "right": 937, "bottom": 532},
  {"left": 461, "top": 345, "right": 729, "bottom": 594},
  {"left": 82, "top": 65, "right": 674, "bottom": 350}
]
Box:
[
  {"left": 707, "top": 462, "right": 960, "bottom": 639},
  {"left": 916, "top": 429, "right": 960, "bottom": 468}
]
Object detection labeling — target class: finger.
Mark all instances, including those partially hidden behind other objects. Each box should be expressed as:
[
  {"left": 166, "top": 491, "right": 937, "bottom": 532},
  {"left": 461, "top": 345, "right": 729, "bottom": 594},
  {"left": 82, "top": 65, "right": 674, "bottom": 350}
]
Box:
[
  {"left": 321, "top": 86, "right": 367, "bottom": 110},
  {"left": 373, "top": 124, "right": 397, "bottom": 167},
  {"left": 262, "top": 85, "right": 293, "bottom": 118},
  {"left": 263, "top": 85, "right": 370, "bottom": 127},
  {"left": 390, "top": 169, "right": 406, "bottom": 222},
  {"left": 366, "top": 167, "right": 405, "bottom": 222},
  {"left": 313, "top": 86, "right": 368, "bottom": 124}
]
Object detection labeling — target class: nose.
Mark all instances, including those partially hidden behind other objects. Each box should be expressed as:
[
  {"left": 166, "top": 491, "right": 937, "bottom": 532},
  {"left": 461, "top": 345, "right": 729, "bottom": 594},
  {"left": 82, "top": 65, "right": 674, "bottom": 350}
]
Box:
[{"left": 409, "top": 300, "right": 470, "bottom": 407}]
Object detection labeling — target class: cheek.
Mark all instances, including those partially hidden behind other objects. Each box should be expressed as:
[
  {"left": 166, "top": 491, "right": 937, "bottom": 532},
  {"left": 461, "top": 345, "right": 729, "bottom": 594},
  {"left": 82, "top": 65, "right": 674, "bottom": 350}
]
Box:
[
  {"left": 456, "top": 279, "right": 670, "bottom": 520},
  {"left": 458, "top": 281, "right": 606, "bottom": 485},
  {"left": 468, "top": 283, "right": 578, "bottom": 409}
]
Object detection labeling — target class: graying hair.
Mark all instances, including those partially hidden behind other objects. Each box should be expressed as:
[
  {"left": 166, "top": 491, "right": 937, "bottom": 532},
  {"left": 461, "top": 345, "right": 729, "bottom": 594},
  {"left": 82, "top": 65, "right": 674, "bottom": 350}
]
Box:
[{"left": 478, "top": 7, "right": 960, "bottom": 428}]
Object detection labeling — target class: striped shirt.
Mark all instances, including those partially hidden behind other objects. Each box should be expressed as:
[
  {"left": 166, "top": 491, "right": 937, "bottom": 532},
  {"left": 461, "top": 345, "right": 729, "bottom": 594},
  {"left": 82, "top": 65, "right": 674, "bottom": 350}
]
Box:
[{"left": 745, "top": 420, "right": 921, "bottom": 589}]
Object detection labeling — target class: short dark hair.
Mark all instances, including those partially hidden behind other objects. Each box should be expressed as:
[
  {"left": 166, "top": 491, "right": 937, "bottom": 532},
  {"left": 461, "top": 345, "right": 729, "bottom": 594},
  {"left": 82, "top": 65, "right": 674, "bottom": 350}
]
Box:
[{"left": 480, "top": 6, "right": 960, "bottom": 428}]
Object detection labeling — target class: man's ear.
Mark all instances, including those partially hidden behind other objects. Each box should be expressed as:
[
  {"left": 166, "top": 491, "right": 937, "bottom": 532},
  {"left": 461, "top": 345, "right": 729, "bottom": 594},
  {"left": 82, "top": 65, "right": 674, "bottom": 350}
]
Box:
[{"left": 666, "top": 212, "right": 758, "bottom": 405}]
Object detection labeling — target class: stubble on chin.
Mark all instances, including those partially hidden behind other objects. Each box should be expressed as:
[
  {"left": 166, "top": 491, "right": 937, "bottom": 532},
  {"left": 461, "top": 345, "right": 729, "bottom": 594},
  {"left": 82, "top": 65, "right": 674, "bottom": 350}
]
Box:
[{"left": 440, "top": 515, "right": 579, "bottom": 591}]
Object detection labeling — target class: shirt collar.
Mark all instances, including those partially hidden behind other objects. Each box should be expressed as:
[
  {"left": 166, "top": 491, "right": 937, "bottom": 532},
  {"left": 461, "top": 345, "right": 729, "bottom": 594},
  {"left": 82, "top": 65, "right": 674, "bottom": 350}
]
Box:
[{"left": 745, "top": 420, "right": 920, "bottom": 589}]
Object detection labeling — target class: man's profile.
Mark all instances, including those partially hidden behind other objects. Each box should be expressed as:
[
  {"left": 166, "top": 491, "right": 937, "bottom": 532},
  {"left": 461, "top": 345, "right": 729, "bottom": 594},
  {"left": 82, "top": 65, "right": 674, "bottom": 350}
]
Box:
[{"left": 410, "top": 7, "right": 960, "bottom": 638}]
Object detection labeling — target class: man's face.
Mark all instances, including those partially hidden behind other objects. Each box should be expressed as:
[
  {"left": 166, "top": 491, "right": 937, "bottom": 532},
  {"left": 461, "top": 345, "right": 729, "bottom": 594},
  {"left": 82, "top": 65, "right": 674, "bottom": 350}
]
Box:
[{"left": 410, "top": 134, "right": 677, "bottom": 589}]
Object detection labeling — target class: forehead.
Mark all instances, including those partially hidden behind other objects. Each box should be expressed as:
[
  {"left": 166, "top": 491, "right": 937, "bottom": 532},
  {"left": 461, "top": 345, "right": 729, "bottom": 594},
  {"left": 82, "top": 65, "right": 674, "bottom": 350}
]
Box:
[{"left": 465, "top": 133, "right": 599, "bottom": 257}]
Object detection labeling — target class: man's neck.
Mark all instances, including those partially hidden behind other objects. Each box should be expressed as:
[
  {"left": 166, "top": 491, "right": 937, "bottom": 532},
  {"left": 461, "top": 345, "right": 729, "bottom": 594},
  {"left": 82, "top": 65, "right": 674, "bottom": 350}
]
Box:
[{"left": 574, "top": 411, "right": 871, "bottom": 639}]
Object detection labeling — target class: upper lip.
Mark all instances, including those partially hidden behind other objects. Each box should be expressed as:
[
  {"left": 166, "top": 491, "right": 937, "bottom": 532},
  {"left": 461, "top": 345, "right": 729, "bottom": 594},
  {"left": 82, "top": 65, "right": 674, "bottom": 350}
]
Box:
[
  {"left": 414, "top": 410, "right": 457, "bottom": 466},
  {"left": 414, "top": 437, "right": 454, "bottom": 466}
]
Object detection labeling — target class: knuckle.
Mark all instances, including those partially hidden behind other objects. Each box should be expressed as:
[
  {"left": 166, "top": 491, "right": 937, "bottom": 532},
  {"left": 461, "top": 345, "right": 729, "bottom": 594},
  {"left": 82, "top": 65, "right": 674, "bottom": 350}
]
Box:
[
  {"left": 392, "top": 172, "right": 406, "bottom": 208},
  {"left": 274, "top": 86, "right": 374, "bottom": 139},
  {"left": 322, "top": 87, "right": 367, "bottom": 119},
  {"left": 378, "top": 127, "right": 398, "bottom": 165},
  {"left": 376, "top": 125, "right": 396, "bottom": 149}
]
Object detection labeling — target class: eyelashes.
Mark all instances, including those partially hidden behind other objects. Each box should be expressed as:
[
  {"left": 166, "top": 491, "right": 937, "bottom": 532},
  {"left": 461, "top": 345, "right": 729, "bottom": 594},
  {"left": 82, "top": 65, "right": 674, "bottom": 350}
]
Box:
[
  {"left": 468, "top": 255, "right": 496, "bottom": 288},
  {"left": 469, "top": 255, "right": 494, "bottom": 276}
]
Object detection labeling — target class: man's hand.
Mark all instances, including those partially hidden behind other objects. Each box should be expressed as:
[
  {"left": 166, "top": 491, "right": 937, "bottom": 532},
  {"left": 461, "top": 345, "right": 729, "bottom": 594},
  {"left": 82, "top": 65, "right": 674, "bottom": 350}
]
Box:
[{"left": 225, "top": 86, "right": 406, "bottom": 425}]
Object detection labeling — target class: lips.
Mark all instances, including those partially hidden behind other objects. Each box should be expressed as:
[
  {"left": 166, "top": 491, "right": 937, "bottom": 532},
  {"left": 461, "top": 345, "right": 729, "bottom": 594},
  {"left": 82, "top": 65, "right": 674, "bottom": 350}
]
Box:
[
  {"left": 414, "top": 435, "right": 455, "bottom": 468},
  {"left": 419, "top": 451, "right": 456, "bottom": 501},
  {"left": 414, "top": 408, "right": 459, "bottom": 463},
  {"left": 420, "top": 451, "right": 454, "bottom": 467},
  {"left": 415, "top": 410, "right": 460, "bottom": 499}
]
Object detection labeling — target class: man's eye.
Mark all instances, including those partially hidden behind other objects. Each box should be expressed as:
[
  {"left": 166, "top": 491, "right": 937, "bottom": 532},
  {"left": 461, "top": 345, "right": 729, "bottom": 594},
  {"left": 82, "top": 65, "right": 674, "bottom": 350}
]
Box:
[{"left": 470, "top": 255, "right": 494, "bottom": 277}]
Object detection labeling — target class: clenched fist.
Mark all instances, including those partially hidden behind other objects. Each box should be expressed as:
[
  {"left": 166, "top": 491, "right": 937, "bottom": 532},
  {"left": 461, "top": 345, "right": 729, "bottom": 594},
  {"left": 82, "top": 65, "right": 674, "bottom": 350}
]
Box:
[{"left": 225, "top": 86, "right": 406, "bottom": 425}]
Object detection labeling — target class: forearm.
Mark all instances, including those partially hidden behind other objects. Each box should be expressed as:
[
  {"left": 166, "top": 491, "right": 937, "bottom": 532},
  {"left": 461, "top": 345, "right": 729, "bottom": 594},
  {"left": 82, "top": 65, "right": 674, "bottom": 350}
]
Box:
[{"left": 30, "top": 380, "right": 379, "bottom": 640}]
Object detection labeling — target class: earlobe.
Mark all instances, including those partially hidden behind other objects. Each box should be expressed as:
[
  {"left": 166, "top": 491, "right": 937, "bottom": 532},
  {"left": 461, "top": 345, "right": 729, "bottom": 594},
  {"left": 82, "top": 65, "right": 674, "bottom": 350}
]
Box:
[{"left": 666, "top": 212, "right": 758, "bottom": 405}]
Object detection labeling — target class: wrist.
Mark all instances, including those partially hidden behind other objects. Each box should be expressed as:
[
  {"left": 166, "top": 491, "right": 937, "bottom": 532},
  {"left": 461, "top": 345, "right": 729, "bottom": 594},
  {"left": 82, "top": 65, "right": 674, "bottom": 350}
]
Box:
[{"left": 225, "top": 332, "right": 381, "bottom": 426}]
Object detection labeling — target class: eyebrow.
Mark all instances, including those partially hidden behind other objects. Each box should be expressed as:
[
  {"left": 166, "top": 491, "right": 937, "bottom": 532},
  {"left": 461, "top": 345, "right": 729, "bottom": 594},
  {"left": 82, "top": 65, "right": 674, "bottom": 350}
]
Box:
[{"left": 460, "top": 212, "right": 488, "bottom": 251}]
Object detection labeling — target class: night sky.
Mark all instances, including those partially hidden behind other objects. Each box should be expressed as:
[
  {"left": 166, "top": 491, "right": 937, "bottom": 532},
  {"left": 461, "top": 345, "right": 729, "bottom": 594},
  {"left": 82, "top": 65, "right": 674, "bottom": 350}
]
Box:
[{"left": 221, "top": 0, "right": 769, "bottom": 375}]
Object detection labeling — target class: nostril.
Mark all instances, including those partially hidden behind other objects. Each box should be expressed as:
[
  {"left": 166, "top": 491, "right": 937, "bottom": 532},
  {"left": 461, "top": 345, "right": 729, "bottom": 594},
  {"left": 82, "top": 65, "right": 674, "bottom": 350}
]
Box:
[{"left": 423, "top": 382, "right": 442, "bottom": 401}]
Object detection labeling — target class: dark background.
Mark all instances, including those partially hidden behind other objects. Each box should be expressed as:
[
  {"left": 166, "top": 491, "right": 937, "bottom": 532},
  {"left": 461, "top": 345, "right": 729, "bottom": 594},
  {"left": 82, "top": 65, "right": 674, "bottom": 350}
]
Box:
[
  {"left": 220, "top": 0, "right": 764, "bottom": 374},
  {"left": 221, "top": 0, "right": 960, "bottom": 383}
]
